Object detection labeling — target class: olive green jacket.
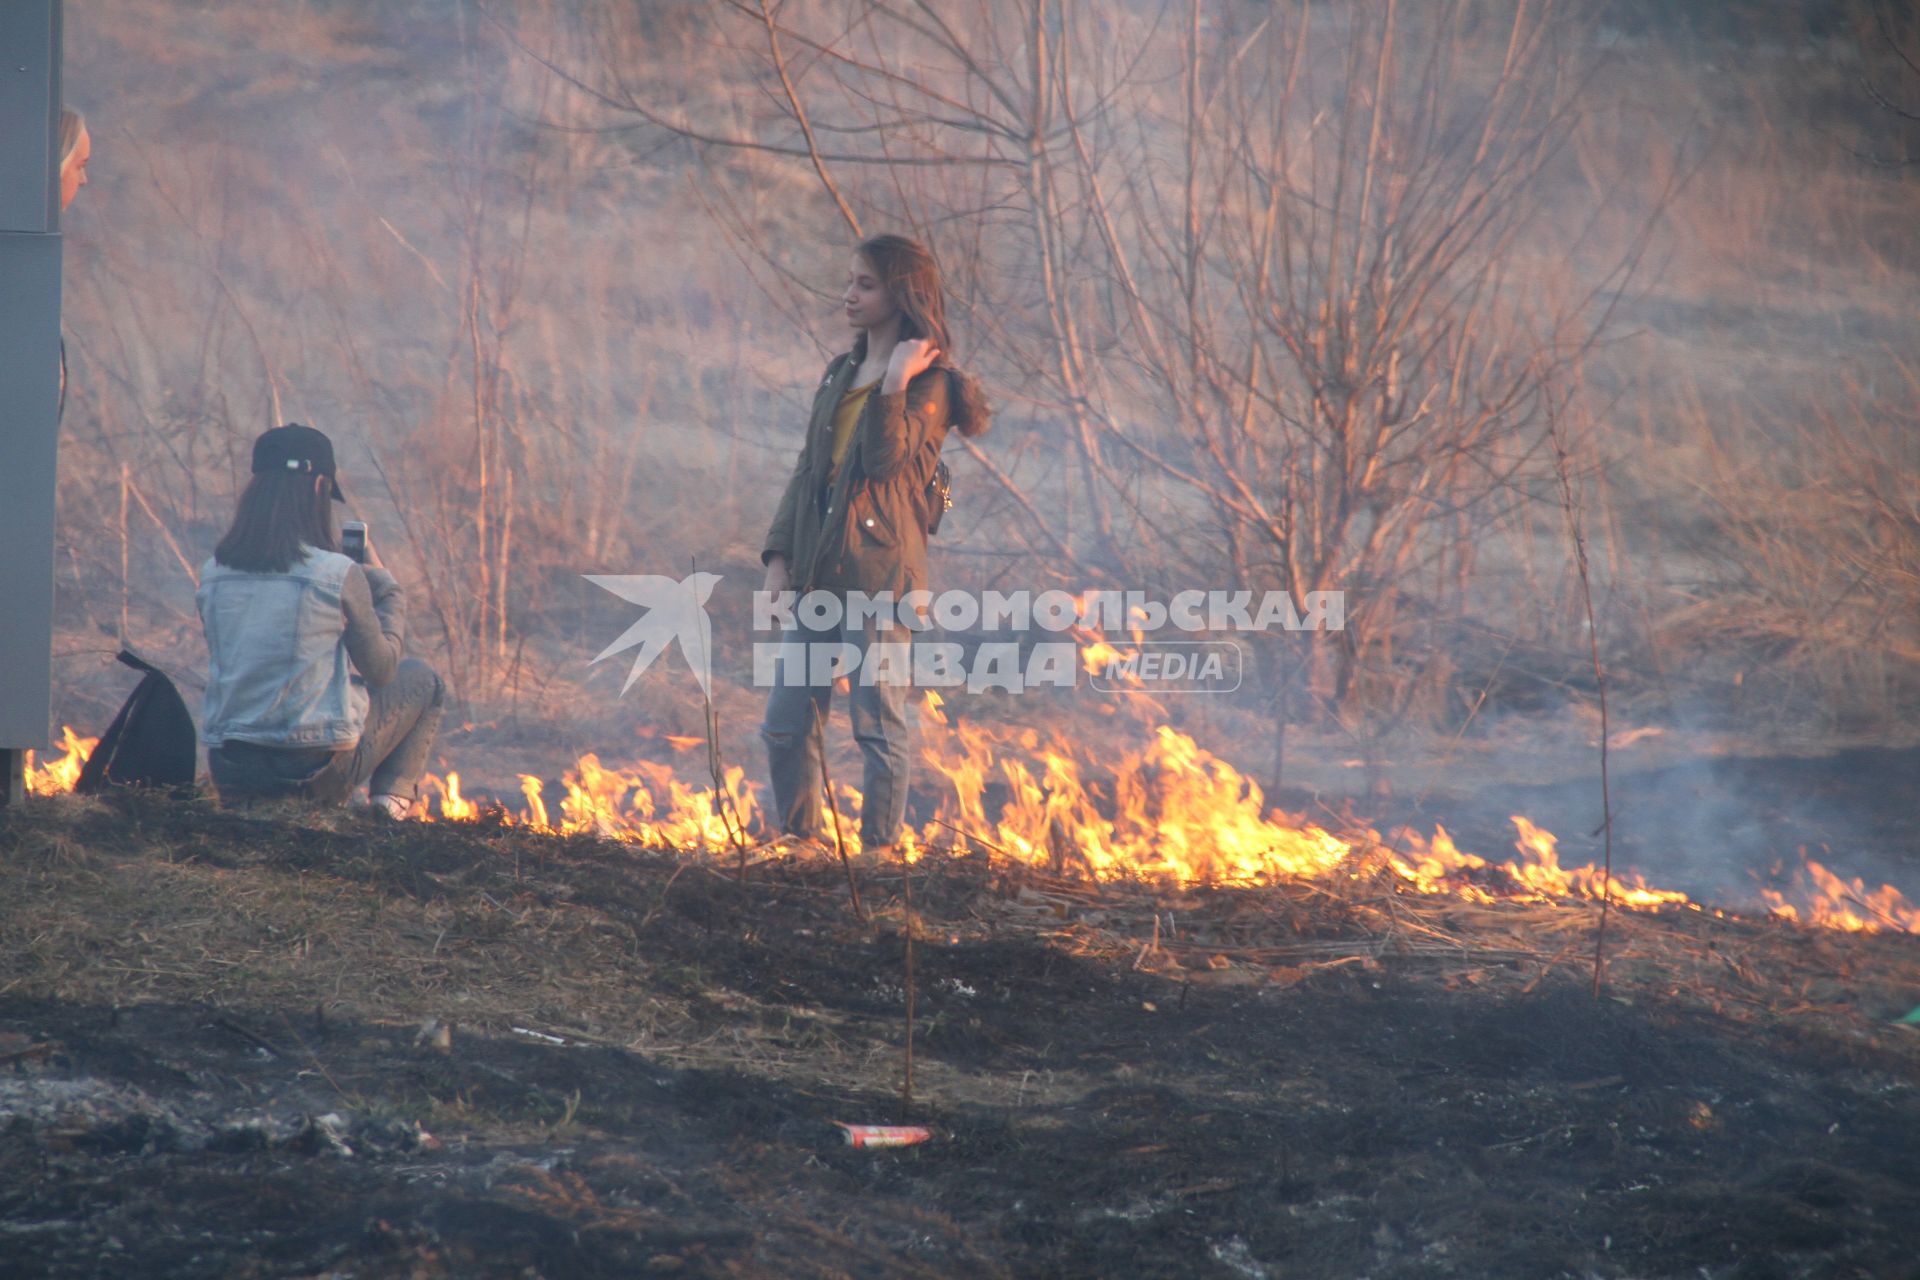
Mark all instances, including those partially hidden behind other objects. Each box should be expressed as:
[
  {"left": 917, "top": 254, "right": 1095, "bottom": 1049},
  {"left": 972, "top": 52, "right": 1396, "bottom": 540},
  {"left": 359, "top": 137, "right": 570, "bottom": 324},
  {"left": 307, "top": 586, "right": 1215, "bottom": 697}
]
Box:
[{"left": 762, "top": 352, "right": 957, "bottom": 600}]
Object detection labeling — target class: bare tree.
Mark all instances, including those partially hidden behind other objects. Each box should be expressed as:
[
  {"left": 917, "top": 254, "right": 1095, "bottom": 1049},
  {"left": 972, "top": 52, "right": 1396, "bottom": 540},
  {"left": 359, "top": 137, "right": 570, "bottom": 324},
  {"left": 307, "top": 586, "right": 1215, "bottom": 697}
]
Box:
[
  {"left": 1862, "top": 0, "right": 1920, "bottom": 164},
  {"left": 533, "top": 0, "right": 1629, "bottom": 736}
]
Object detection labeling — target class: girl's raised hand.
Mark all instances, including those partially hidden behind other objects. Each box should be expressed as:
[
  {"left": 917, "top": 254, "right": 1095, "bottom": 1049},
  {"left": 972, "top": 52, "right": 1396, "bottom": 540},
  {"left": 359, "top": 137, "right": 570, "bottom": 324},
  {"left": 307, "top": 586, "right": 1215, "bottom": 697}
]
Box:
[{"left": 884, "top": 339, "right": 941, "bottom": 394}]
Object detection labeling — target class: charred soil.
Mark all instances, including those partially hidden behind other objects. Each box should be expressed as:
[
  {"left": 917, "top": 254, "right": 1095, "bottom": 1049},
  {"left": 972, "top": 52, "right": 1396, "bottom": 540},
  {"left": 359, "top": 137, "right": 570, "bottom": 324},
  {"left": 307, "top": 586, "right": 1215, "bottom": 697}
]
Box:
[{"left": 2, "top": 793, "right": 1918, "bottom": 1279}]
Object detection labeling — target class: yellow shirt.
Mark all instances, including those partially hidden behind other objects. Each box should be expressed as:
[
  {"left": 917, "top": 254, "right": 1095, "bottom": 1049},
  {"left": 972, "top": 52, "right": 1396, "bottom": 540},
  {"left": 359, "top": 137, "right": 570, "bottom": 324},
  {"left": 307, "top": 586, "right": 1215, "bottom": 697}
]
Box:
[{"left": 828, "top": 379, "right": 880, "bottom": 477}]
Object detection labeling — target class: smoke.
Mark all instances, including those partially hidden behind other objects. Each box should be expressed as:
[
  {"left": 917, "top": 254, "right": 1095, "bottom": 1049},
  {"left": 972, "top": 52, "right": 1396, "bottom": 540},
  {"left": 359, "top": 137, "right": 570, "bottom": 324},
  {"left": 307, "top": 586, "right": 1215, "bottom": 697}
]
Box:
[
  {"left": 1428, "top": 698, "right": 1920, "bottom": 911},
  {"left": 47, "top": 0, "right": 1920, "bottom": 905},
  {"left": 55, "top": 0, "right": 800, "bottom": 733}
]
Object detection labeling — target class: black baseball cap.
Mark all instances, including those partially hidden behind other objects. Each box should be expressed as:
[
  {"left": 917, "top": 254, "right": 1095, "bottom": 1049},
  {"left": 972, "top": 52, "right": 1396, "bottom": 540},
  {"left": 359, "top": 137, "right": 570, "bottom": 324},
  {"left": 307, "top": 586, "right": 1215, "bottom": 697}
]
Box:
[{"left": 252, "top": 423, "right": 345, "bottom": 502}]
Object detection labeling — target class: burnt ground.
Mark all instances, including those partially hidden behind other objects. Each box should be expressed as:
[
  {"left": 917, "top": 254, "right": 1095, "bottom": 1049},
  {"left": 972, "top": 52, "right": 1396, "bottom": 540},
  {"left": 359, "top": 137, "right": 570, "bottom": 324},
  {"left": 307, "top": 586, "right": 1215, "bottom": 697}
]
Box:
[{"left": 2, "top": 792, "right": 1919, "bottom": 1279}]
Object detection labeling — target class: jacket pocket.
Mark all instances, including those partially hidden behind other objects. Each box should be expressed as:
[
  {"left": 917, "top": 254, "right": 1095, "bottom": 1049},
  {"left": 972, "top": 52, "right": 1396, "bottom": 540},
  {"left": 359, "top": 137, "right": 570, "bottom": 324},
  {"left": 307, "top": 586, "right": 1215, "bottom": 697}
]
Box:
[{"left": 850, "top": 482, "right": 900, "bottom": 548}]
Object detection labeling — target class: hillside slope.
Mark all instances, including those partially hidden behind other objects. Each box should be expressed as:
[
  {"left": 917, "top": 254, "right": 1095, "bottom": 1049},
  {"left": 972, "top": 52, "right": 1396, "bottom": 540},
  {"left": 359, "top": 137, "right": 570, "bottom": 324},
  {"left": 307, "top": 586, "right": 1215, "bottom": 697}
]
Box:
[{"left": 4, "top": 795, "right": 1919, "bottom": 1278}]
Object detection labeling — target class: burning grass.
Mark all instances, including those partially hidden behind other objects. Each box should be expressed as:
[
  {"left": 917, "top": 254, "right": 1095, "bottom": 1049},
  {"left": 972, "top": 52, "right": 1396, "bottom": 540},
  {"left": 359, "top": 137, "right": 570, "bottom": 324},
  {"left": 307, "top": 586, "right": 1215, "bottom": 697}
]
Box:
[{"left": 33, "top": 700, "right": 1917, "bottom": 937}]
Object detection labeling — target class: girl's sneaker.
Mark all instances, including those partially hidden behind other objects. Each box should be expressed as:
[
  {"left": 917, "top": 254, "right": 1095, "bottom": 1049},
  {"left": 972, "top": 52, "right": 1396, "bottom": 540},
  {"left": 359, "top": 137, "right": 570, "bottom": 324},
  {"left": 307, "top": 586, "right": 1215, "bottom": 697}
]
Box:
[{"left": 370, "top": 792, "right": 415, "bottom": 820}]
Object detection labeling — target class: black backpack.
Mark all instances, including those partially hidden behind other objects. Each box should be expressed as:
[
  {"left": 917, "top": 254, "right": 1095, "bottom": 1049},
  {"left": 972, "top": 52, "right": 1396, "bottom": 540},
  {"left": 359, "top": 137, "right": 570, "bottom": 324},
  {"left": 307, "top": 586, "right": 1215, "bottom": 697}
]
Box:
[{"left": 75, "top": 650, "right": 198, "bottom": 795}]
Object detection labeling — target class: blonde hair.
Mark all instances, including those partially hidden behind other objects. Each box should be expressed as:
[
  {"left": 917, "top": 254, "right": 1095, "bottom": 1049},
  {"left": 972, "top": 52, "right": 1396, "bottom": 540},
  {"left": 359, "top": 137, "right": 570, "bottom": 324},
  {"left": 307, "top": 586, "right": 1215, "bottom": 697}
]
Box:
[{"left": 59, "top": 107, "right": 86, "bottom": 164}]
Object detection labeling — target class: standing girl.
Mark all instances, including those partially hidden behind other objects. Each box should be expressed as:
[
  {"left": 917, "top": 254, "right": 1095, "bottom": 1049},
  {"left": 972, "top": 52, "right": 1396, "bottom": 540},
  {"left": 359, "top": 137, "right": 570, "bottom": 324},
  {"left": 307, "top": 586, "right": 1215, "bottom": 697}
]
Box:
[{"left": 759, "top": 234, "right": 989, "bottom": 855}]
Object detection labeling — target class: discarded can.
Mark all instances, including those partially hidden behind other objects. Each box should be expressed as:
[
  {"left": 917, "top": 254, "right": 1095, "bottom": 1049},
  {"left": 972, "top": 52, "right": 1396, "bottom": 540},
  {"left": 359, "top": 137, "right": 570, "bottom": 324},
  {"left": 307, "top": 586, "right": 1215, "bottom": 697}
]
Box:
[{"left": 836, "top": 1123, "right": 932, "bottom": 1149}]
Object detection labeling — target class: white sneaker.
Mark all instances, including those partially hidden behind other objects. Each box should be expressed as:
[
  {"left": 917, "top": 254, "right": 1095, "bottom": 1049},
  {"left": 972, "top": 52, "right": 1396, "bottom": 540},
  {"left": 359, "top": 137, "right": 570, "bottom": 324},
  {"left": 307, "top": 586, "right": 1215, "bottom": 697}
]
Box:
[
  {"left": 771, "top": 832, "right": 835, "bottom": 858},
  {"left": 370, "top": 793, "right": 414, "bottom": 820}
]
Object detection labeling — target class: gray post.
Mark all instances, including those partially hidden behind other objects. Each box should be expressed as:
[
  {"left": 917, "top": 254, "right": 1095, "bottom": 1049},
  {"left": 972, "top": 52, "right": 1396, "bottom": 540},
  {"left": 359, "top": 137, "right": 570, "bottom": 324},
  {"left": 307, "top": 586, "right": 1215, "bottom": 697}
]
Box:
[{"left": 0, "top": 1, "right": 64, "bottom": 809}]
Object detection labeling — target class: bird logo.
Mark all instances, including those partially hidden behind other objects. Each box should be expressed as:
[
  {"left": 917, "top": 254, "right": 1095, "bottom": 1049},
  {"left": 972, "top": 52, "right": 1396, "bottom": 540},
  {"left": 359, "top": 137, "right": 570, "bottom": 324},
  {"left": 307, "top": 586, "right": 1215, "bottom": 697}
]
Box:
[{"left": 584, "top": 572, "right": 722, "bottom": 697}]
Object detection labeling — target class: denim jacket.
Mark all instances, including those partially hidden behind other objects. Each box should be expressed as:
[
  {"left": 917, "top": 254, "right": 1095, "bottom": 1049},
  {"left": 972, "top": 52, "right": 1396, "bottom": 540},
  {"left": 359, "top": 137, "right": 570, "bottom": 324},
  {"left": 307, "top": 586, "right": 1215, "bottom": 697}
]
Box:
[{"left": 198, "top": 546, "right": 392, "bottom": 748}]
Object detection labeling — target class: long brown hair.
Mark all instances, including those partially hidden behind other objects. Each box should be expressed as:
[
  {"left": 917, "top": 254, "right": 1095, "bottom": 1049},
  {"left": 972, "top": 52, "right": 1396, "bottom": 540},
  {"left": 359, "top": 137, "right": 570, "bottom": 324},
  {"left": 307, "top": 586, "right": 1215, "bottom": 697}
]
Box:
[
  {"left": 214, "top": 471, "right": 338, "bottom": 572},
  {"left": 849, "top": 233, "right": 991, "bottom": 437},
  {"left": 852, "top": 233, "right": 951, "bottom": 355},
  {"left": 59, "top": 108, "right": 87, "bottom": 164}
]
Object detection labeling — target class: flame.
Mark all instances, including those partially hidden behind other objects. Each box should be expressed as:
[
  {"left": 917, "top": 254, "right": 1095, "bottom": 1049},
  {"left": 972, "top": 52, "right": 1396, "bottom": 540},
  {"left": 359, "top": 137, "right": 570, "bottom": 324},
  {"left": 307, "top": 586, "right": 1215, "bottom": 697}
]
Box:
[
  {"left": 905, "top": 715, "right": 1917, "bottom": 931},
  {"left": 518, "top": 774, "right": 550, "bottom": 828},
  {"left": 1759, "top": 858, "right": 1916, "bottom": 933},
  {"left": 429, "top": 771, "right": 479, "bottom": 821},
  {"left": 422, "top": 752, "right": 760, "bottom": 849},
  {"left": 1073, "top": 615, "right": 1147, "bottom": 686},
  {"left": 19, "top": 722, "right": 1918, "bottom": 934},
  {"left": 1078, "top": 637, "right": 1133, "bottom": 678},
  {"left": 1388, "top": 817, "right": 1694, "bottom": 910},
  {"left": 23, "top": 726, "right": 97, "bottom": 795}
]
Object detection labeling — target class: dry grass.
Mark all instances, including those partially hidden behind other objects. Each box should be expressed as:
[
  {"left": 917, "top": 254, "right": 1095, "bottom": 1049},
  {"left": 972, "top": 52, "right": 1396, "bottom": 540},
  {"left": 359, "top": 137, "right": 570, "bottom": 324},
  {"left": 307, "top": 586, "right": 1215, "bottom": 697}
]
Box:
[
  {"left": 44, "top": 0, "right": 1920, "bottom": 760},
  {"left": 0, "top": 799, "right": 660, "bottom": 1035},
  {"left": 7, "top": 790, "right": 1916, "bottom": 1082}
]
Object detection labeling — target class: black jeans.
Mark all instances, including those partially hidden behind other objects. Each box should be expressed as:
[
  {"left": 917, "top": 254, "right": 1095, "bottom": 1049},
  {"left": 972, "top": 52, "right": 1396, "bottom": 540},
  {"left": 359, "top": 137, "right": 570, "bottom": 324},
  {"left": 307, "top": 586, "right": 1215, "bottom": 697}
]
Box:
[{"left": 209, "top": 658, "right": 445, "bottom": 806}]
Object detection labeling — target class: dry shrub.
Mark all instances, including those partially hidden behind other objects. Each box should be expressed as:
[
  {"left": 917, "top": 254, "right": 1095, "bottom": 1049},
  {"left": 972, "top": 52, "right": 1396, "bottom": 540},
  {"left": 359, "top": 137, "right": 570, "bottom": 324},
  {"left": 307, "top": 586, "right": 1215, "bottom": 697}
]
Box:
[{"left": 1654, "top": 364, "right": 1920, "bottom": 732}]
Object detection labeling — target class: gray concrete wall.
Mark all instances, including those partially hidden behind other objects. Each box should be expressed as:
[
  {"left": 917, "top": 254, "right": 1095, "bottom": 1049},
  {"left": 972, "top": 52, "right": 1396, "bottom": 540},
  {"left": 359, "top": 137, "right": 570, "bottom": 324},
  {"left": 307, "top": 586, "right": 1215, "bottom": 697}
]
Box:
[{"left": 0, "top": 0, "right": 63, "bottom": 753}]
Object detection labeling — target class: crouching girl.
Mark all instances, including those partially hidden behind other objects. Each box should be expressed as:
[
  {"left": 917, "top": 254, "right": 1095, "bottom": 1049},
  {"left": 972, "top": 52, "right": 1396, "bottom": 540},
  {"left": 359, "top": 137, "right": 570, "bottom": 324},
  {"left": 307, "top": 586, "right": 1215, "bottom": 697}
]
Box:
[{"left": 197, "top": 424, "right": 443, "bottom": 816}]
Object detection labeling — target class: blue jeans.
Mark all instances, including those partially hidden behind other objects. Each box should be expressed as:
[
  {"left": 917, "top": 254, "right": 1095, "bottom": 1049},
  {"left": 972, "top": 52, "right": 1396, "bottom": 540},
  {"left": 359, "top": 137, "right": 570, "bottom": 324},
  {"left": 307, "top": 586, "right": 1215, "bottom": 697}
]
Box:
[
  {"left": 210, "top": 658, "right": 446, "bottom": 807},
  {"left": 759, "top": 613, "right": 915, "bottom": 846}
]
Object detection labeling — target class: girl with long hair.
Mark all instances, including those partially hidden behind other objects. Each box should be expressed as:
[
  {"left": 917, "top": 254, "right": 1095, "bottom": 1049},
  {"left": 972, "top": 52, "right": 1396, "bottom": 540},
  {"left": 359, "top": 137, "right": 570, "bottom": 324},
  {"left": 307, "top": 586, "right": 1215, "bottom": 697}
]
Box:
[
  {"left": 58, "top": 107, "right": 89, "bottom": 212},
  {"left": 57, "top": 107, "right": 90, "bottom": 417},
  {"left": 197, "top": 424, "right": 444, "bottom": 816},
  {"left": 759, "top": 233, "right": 990, "bottom": 855}
]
